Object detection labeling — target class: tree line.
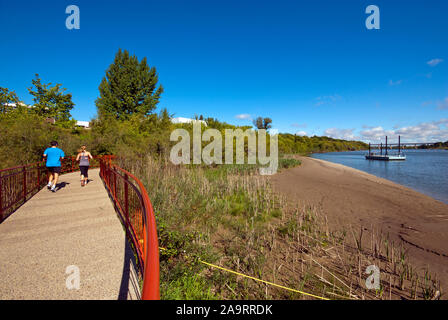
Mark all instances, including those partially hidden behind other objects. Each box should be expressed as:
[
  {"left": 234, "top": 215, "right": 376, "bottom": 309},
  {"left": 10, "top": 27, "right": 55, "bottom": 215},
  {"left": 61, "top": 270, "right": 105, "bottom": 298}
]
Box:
[{"left": 1, "top": 48, "right": 369, "bottom": 169}]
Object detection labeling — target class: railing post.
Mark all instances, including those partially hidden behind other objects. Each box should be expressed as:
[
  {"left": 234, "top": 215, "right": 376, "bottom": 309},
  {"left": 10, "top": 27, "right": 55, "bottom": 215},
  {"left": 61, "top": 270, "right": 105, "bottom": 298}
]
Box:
[
  {"left": 105, "top": 162, "right": 109, "bottom": 186},
  {"left": 0, "top": 176, "right": 3, "bottom": 222},
  {"left": 37, "top": 163, "right": 40, "bottom": 190},
  {"left": 113, "top": 171, "right": 117, "bottom": 199},
  {"left": 23, "top": 166, "right": 27, "bottom": 202},
  {"left": 124, "top": 173, "right": 129, "bottom": 229}
]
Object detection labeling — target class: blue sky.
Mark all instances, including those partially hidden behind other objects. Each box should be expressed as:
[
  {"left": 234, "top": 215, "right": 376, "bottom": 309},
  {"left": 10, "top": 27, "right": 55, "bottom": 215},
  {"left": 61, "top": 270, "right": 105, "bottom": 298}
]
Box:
[{"left": 1, "top": 0, "right": 447, "bottom": 142}]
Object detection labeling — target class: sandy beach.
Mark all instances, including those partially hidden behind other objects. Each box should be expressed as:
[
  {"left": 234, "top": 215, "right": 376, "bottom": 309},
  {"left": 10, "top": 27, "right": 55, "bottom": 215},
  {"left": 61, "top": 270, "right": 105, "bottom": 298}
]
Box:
[{"left": 271, "top": 156, "right": 448, "bottom": 291}]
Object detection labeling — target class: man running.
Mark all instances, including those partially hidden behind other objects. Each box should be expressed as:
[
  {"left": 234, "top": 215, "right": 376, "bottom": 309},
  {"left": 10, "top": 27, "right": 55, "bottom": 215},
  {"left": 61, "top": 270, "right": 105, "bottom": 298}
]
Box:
[{"left": 43, "top": 141, "right": 65, "bottom": 192}]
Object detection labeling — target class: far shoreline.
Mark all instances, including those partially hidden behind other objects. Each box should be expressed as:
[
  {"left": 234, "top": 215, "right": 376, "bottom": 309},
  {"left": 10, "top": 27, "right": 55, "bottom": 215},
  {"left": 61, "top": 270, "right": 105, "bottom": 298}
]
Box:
[{"left": 306, "top": 149, "right": 448, "bottom": 205}]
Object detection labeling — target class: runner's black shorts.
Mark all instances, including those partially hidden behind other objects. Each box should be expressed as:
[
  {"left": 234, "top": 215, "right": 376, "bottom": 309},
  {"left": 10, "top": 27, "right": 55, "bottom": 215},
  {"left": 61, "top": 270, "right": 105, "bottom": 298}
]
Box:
[
  {"left": 79, "top": 166, "right": 89, "bottom": 178},
  {"left": 47, "top": 166, "right": 61, "bottom": 174}
]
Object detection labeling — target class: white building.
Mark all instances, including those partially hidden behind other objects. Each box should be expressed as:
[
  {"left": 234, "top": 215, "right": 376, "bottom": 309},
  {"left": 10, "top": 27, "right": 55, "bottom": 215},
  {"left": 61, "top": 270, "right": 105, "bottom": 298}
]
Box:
[
  {"left": 76, "top": 120, "right": 90, "bottom": 128},
  {"left": 171, "top": 117, "right": 207, "bottom": 126},
  {"left": 2, "top": 102, "right": 30, "bottom": 109},
  {"left": 2, "top": 103, "right": 91, "bottom": 128}
]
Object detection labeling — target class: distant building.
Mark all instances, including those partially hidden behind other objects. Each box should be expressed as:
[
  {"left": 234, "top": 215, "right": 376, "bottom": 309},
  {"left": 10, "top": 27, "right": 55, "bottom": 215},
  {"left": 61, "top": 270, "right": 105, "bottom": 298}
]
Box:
[
  {"left": 171, "top": 117, "right": 207, "bottom": 126},
  {"left": 2, "top": 103, "right": 91, "bottom": 129},
  {"left": 2, "top": 102, "right": 31, "bottom": 109},
  {"left": 76, "top": 120, "right": 90, "bottom": 128}
]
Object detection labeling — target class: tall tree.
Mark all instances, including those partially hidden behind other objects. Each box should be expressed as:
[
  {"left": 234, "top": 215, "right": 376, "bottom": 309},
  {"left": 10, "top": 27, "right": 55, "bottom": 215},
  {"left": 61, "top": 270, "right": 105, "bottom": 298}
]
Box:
[
  {"left": 27, "top": 74, "right": 75, "bottom": 123},
  {"left": 253, "top": 116, "right": 272, "bottom": 130},
  {"left": 96, "top": 49, "right": 164, "bottom": 120},
  {"left": 159, "top": 108, "right": 173, "bottom": 129},
  {"left": 0, "top": 87, "right": 20, "bottom": 114}
]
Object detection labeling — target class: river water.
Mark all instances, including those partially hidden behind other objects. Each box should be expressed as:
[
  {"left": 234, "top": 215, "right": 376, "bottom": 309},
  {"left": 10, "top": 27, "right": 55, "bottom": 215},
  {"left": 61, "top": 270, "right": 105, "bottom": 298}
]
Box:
[{"left": 311, "top": 150, "right": 448, "bottom": 204}]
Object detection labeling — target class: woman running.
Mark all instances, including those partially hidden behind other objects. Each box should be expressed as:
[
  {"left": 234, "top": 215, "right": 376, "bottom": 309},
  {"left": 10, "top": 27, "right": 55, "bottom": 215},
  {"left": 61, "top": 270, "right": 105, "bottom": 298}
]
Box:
[{"left": 76, "top": 145, "right": 93, "bottom": 187}]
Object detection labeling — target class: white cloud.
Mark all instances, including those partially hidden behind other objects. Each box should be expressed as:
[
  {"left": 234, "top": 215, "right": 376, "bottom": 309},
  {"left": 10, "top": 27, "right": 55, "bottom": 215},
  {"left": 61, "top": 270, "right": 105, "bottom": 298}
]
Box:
[
  {"left": 360, "top": 126, "right": 395, "bottom": 141},
  {"left": 437, "top": 97, "right": 448, "bottom": 110},
  {"left": 235, "top": 114, "right": 251, "bottom": 120},
  {"left": 315, "top": 95, "right": 341, "bottom": 106},
  {"left": 427, "top": 58, "right": 443, "bottom": 67},
  {"left": 395, "top": 122, "right": 448, "bottom": 142},
  {"left": 420, "top": 98, "right": 448, "bottom": 110},
  {"left": 435, "top": 118, "right": 448, "bottom": 126},
  {"left": 295, "top": 130, "right": 308, "bottom": 136},
  {"left": 388, "top": 79, "right": 402, "bottom": 86},
  {"left": 324, "top": 120, "right": 448, "bottom": 144},
  {"left": 323, "top": 128, "right": 357, "bottom": 141},
  {"left": 360, "top": 120, "right": 448, "bottom": 142},
  {"left": 291, "top": 123, "right": 307, "bottom": 128}
]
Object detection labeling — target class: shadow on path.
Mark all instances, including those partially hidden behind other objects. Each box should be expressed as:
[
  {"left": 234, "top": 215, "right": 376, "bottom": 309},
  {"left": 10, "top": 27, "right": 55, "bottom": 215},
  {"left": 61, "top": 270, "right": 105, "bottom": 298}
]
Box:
[
  {"left": 98, "top": 176, "right": 142, "bottom": 300},
  {"left": 55, "top": 181, "right": 70, "bottom": 191},
  {"left": 118, "top": 236, "right": 141, "bottom": 300}
]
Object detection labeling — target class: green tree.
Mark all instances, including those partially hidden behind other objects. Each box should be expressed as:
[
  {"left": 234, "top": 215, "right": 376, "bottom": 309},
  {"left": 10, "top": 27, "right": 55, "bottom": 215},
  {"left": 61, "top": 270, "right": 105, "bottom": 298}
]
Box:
[
  {"left": 253, "top": 116, "right": 272, "bottom": 130},
  {"left": 27, "top": 74, "right": 75, "bottom": 124},
  {"left": 159, "top": 108, "right": 173, "bottom": 129},
  {"left": 96, "top": 49, "right": 164, "bottom": 120},
  {"left": 0, "top": 87, "right": 20, "bottom": 114}
]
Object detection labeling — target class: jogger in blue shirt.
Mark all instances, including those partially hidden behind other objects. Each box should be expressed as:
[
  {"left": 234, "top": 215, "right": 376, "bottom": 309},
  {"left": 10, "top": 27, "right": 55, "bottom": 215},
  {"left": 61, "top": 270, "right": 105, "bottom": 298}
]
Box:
[{"left": 43, "top": 141, "right": 65, "bottom": 192}]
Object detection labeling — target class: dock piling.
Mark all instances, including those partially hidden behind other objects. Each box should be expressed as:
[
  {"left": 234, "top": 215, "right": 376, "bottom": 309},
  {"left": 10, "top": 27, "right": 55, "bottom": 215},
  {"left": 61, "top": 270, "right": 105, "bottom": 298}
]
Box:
[{"left": 385, "top": 136, "right": 388, "bottom": 156}]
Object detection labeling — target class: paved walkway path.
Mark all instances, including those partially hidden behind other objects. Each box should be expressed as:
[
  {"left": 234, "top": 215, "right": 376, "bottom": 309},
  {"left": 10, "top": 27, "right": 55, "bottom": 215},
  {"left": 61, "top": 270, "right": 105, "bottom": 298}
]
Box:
[{"left": 0, "top": 169, "right": 141, "bottom": 300}]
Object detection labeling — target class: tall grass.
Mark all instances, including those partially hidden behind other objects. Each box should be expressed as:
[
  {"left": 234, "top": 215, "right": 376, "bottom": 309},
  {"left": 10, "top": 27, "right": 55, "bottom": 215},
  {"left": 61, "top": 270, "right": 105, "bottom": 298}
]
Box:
[{"left": 120, "top": 156, "right": 442, "bottom": 300}]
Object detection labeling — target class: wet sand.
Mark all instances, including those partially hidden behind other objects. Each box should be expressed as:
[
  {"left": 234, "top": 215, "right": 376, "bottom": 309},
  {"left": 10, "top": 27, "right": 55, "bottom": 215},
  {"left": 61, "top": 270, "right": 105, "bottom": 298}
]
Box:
[{"left": 270, "top": 156, "right": 448, "bottom": 291}]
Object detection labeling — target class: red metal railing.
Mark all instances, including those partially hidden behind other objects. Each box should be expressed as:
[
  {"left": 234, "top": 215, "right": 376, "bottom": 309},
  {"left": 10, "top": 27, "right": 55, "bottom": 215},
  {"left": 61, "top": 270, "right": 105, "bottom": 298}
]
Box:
[
  {"left": 0, "top": 155, "right": 160, "bottom": 299},
  {"left": 0, "top": 161, "right": 47, "bottom": 221},
  {"left": 0, "top": 155, "right": 110, "bottom": 222},
  {"left": 99, "top": 157, "right": 160, "bottom": 300}
]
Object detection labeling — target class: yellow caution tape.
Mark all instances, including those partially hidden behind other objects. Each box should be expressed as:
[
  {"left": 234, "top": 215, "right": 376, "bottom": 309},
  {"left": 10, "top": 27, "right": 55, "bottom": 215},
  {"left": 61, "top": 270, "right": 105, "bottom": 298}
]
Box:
[{"left": 159, "top": 247, "right": 330, "bottom": 300}]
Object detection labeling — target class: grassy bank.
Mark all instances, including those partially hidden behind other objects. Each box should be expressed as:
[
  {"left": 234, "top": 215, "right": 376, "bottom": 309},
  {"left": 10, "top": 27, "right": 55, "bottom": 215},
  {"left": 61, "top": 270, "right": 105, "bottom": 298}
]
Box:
[{"left": 120, "top": 157, "right": 442, "bottom": 300}]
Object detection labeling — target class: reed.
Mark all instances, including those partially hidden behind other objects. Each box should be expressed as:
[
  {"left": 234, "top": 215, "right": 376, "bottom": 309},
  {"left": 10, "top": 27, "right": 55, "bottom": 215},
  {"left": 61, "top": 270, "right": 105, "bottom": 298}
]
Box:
[{"left": 120, "top": 156, "right": 442, "bottom": 300}]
